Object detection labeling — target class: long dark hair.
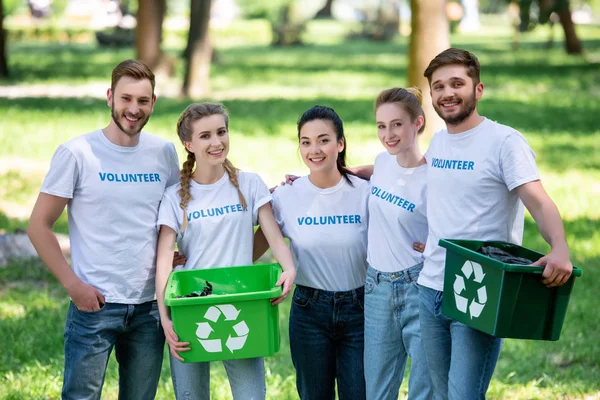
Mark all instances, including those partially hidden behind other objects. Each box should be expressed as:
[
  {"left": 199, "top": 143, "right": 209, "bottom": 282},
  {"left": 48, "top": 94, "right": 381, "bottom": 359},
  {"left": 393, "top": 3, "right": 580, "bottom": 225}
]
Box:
[{"left": 297, "top": 105, "right": 354, "bottom": 186}]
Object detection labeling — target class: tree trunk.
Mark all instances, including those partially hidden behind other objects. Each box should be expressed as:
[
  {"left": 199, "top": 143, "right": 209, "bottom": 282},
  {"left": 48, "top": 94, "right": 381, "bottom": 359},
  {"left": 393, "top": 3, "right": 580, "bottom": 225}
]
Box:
[
  {"left": 315, "top": 0, "right": 335, "bottom": 19},
  {"left": 182, "top": 0, "right": 212, "bottom": 98},
  {"left": 0, "top": 0, "right": 8, "bottom": 78},
  {"left": 556, "top": 7, "right": 582, "bottom": 54},
  {"left": 408, "top": 0, "right": 450, "bottom": 139},
  {"left": 135, "top": 0, "right": 166, "bottom": 69}
]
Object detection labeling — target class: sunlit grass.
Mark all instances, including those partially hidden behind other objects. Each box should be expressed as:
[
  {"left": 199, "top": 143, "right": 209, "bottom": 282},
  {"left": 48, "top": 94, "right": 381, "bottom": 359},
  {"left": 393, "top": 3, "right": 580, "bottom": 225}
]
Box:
[{"left": 0, "top": 16, "right": 599, "bottom": 400}]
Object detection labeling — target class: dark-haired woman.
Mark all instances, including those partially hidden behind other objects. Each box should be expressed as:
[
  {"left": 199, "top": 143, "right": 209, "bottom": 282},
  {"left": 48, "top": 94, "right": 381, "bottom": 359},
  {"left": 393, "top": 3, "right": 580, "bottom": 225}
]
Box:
[{"left": 254, "top": 106, "right": 369, "bottom": 400}]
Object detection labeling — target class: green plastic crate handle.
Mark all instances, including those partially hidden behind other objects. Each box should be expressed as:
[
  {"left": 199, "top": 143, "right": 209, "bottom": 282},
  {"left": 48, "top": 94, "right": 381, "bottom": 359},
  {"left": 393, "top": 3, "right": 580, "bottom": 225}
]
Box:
[
  {"left": 504, "top": 264, "right": 582, "bottom": 277},
  {"left": 439, "top": 239, "right": 582, "bottom": 277}
]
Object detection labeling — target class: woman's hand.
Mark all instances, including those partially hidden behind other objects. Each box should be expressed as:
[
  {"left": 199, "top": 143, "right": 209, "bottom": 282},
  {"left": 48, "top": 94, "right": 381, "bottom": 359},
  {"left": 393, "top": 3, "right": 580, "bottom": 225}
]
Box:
[
  {"left": 161, "top": 318, "right": 191, "bottom": 362},
  {"left": 271, "top": 268, "right": 296, "bottom": 305}
]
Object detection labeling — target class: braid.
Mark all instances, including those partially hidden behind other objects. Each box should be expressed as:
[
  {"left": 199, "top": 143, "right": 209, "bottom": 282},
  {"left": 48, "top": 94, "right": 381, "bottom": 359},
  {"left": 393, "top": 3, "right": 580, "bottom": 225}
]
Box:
[
  {"left": 223, "top": 158, "right": 247, "bottom": 210},
  {"left": 178, "top": 151, "right": 196, "bottom": 232}
]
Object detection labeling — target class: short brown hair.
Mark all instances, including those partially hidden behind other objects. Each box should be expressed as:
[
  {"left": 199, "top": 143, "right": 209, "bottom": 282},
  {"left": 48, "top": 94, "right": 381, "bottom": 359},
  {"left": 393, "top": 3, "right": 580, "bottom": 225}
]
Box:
[
  {"left": 375, "top": 87, "right": 426, "bottom": 134},
  {"left": 423, "top": 48, "right": 480, "bottom": 86},
  {"left": 111, "top": 59, "right": 155, "bottom": 94}
]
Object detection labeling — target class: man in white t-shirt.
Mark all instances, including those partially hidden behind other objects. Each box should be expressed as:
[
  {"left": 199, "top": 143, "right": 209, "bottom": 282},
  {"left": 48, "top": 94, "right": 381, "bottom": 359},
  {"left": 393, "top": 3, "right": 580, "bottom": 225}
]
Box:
[
  {"left": 417, "top": 48, "right": 573, "bottom": 400},
  {"left": 27, "top": 59, "right": 180, "bottom": 400}
]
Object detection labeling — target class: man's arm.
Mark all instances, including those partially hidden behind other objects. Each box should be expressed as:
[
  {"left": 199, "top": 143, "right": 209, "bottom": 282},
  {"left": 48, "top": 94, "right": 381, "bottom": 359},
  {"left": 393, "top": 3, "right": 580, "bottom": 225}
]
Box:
[
  {"left": 253, "top": 227, "right": 270, "bottom": 262},
  {"left": 348, "top": 165, "right": 374, "bottom": 180},
  {"left": 515, "top": 181, "right": 573, "bottom": 288},
  {"left": 28, "top": 193, "right": 105, "bottom": 310}
]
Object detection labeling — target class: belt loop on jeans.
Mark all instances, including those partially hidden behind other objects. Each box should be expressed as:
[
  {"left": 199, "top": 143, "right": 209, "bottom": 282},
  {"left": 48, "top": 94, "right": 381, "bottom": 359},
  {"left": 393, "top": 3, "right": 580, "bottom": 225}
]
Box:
[
  {"left": 374, "top": 271, "right": 380, "bottom": 284},
  {"left": 311, "top": 287, "right": 319, "bottom": 301},
  {"left": 352, "top": 289, "right": 358, "bottom": 303}
]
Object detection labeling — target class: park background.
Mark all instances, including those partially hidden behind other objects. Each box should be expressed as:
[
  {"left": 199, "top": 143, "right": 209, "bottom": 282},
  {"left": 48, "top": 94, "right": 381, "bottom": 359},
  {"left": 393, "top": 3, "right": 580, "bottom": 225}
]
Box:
[{"left": 0, "top": 0, "right": 599, "bottom": 399}]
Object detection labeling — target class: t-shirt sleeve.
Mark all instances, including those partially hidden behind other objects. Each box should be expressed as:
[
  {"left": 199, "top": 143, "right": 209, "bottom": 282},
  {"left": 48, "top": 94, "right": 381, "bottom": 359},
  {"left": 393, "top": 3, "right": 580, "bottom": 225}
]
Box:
[
  {"left": 499, "top": 132, "right": 540, "bottom": 191},
  {"left": 157, "top": 190, "right": 182, "bottom": 234},
  {"left": 373, "top": 152, "right": 385, "bottom": 175},
  {"left": 270, "top": 189, "right": 285, "bottom": 232},
  {"left": 423, "top": 130, "right": 440, "bottom": 163},
  {"left": 40, "top": 145, "right": 79, "bottom": 199},
  {"left": 249, "top": 174, "right": 272, "bottom": 226},
  {"left": 166, "top": 143, "right": 181, "bottom": 186}
]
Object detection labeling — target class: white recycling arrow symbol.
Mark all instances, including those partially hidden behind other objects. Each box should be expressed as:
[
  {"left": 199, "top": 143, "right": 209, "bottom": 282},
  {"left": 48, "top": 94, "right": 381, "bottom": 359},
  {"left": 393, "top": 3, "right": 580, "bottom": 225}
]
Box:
[
  {"left": 453, "top": 261, "right": 487, "bottom": 319},
  {"left": 196, "top": 304, "right": 249, "bottom": 353}
]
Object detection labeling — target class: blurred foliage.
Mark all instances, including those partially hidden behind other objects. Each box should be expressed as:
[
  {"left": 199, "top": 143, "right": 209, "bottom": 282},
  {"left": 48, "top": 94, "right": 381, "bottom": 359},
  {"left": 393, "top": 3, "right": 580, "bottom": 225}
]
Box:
[
  {"left": 0, "top": 17, "right": 600, "bottom": 399},
  {"left": 237, "top": 0, "right": 294, "bottom": 20},
  {"left": 3, "top": 0, "right": 27, "bottom": 16}
]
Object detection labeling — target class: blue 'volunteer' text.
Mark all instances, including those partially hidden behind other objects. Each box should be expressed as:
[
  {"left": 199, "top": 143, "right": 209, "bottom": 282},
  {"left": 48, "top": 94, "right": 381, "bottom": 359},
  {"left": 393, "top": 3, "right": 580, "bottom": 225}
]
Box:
[
  {"left": 297, "top": 215, "right": 362, "bottom": 226},
  {"left": 99, "top": 172, "right": 161, "bottom": 183},
  {"left": 371, "top": 186, "right": 415, "bottom": 213},
  {"left": 431, "top": 158, "right": 475, "bottom": 170},
  {"left": 188, "top": 204, "right": 247, "bottom": 221}
]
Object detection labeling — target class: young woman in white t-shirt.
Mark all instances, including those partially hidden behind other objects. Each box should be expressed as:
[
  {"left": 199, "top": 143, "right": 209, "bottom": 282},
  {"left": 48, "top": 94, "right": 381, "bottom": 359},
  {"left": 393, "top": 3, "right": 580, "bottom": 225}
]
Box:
[
  {"left": 154, "top": 102, "right": 296, "bottom": 400},
  {"left": 363, "top": 88, "right": 433, "bottom": 399},
  {"left": 254, "top": 106, "right": 370, "bottom": 400}
]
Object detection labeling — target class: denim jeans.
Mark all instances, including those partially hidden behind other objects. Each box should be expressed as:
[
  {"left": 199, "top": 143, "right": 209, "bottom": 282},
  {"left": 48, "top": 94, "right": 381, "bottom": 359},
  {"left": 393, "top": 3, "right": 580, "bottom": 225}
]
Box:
[
  {"left": 169, "top": 355, "right": 266, "bottom": 400},
  {"left": 364, "top": 264, "right": 433, "bottom": 400},
  {"left": 289, "top": 285, "right": 366, "bottom": 400},
  {"left": 62, "top": 301, "right": 165, "bottom": 400},
  {"left": 418, "top": 285, "right": 503, "bottom": 400}
]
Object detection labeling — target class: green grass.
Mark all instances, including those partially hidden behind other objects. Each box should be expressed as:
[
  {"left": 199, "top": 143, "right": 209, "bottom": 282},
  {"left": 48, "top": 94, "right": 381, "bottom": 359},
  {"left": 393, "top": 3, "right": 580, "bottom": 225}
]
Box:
[{"left": 1, "top": 16, "right": 599, "bottom": 399}]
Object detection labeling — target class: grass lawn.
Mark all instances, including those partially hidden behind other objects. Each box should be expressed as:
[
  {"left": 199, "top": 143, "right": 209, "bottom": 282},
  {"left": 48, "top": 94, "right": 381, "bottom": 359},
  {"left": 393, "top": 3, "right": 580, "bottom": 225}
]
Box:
[{"left": 1, "top": 16, "right": 599, "bottom": 399}]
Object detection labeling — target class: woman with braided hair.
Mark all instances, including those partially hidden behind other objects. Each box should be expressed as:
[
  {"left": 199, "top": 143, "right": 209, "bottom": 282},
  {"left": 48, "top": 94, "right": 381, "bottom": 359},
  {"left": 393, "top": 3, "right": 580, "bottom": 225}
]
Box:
[{"left": 155, "top": 102, "right": 296, "bottom": 399}]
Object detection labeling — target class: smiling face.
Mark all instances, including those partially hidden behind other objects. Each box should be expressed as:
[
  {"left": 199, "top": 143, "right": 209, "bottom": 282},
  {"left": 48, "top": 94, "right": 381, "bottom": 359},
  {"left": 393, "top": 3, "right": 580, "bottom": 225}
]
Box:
[
  {"left": 299, "top": 119, "right": 344, "bottom": 174},
  {"left": 183, "top": 114, "right": 230, "bottom": 168},
  {"left": 376, "top": 102, "right": 423, "bottom": 155},
  {"left": 107, "top": 76, "right": 155, "bottom": 137},
  {"left": 430, "top": 64, "right": 483, "bottom": 127}
]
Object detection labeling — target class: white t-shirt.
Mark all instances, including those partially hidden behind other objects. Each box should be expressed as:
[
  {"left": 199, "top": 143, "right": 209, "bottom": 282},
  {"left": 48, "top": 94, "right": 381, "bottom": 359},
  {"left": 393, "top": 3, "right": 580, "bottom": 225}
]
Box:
[
  {"left": 367, "top": 152, "right": 428, "bottom": 273},
  {"left": 157, "top": 171, "right": 271, "bottom": 270},
  {"left": 41, "top": 130, "right": 180, "bottom": 303},
  {"left": 272, "top": 175, "right": 370, "bottom": 291},
  {"left": 419, "top": 118, "right": 540, "bottom": 291}
]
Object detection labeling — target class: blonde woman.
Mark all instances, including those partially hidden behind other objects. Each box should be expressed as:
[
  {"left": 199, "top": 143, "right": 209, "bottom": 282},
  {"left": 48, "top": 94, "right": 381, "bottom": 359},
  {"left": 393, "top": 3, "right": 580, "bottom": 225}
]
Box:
[{"left": 155, "top": 102, "right": 296, "bottom": 400}]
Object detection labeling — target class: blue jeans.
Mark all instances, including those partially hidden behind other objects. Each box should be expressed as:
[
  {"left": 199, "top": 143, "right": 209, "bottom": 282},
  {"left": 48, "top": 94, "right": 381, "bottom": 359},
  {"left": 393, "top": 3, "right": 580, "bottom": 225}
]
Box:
[
  {"left": 169, "top": 355, "right": 266, "bottom": 399},
  {"left": 364, "top": 264, "right": 433, "bottom": 400},
  {"left": 418, "top": 285, "right": 503, "bottom": 400},
  {"left": 62, "top": 301, "right": 165, "bottom": 400},
  {"left": 289, "top": 285, "right": 366, "bottom": 400}
]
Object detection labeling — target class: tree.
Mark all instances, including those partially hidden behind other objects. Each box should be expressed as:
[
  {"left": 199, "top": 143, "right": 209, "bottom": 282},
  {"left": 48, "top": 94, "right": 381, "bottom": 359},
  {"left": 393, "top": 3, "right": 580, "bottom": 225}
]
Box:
[
  {"left": 0, "top": 0, "right": 7, "bottom": 78},
  {"left": 315, "top": 0, "right": 335, "bottom": 19},
  {"left": 554, "top": 2, "right": 582, "bottom": 54},
  {"left": 135, "top": 0, "right": 167, "bottom": 69},
  {"left": 540, "top": 0, "right": 583, "bottom": 54},
  {"left": 513, "top": 0, "right": 582, "bottom": 55},
  {"left": 407, "top": 0, "right": 450, "bottom": 139},
  {"left": 182, "top": 0, "right": 212, "bottom": 98}
]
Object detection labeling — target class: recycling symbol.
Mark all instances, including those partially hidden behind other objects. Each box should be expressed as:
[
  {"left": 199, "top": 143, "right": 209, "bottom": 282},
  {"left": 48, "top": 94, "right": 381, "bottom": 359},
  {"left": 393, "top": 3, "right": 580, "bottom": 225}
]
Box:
[
  {"left": 195, "top": 304, "right": 249, "bottom": 353},
  {"left": 453, "top": 260, "right": 487, "bottom": 319}
]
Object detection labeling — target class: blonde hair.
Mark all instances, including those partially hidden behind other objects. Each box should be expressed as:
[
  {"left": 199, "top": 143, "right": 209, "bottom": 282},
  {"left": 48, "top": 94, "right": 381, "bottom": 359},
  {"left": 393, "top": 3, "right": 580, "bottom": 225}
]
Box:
[
  {"left": 374, "top": 87, "right": 426, "bottom": 134},
  {"left": 176, "top": 102, "right": 247, "bottom": 231}
]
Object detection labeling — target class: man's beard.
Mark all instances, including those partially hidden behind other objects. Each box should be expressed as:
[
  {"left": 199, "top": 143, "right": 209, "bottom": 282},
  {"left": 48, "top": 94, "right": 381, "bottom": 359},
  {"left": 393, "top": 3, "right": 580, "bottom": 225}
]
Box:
[
  {"left": 111, "top": 102, "right": 150, "bottom": 137},
  {"left": 434, "top": 89, "right": 477, "bottom": 126}
]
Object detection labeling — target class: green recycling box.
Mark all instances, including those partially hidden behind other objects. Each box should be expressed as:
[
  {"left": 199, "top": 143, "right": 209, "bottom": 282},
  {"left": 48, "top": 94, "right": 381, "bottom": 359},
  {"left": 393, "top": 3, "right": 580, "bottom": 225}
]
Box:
[
  {"left": 164, "top": 263, "right": 282, "bottom": 362},
  {"left": 440, "top": 239, "right": 582, "bottom": 341}
]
